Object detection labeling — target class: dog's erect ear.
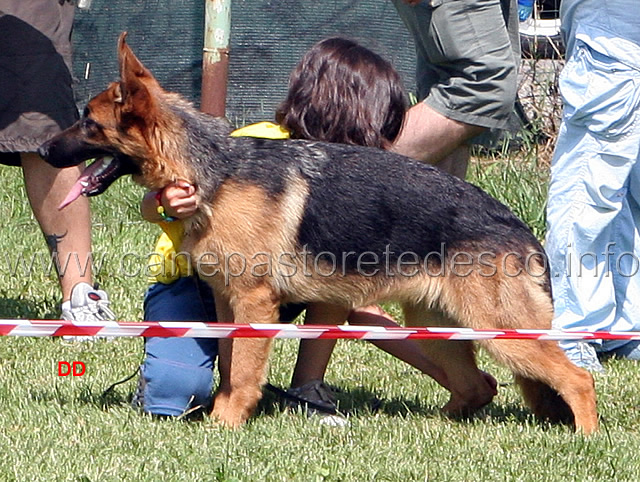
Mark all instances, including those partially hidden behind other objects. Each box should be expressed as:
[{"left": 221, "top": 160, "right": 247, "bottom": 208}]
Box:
[
  {"left": 116, "top": 32, "right": 159, "bottom": 116},
  {"left": 117, "top": 32, "right": 154, "bottom": 84}
]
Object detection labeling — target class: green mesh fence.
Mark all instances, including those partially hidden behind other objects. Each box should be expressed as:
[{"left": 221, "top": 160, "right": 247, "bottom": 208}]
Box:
[{"left": 72, "top": 0, "right": 417, "bottom": 127}]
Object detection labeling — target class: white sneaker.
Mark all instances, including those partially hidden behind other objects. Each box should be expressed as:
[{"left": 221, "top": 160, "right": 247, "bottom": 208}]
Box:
[{"left": 61, "top": 282, "right": 116, "bottom": 340}]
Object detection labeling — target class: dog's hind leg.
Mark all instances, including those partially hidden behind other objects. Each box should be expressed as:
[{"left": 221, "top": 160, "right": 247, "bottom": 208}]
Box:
[
  {"left": 402, "top": 303, "right": 497, "bottom": 416},
  {"left": 481, "top": 338, "right": 598, "bottom": 434},
  {"left": 211, "top": 285, "right": 278, "bottom": 428},
  {"left": 443, "top": 263, "right": 598, "bottom": 434}
]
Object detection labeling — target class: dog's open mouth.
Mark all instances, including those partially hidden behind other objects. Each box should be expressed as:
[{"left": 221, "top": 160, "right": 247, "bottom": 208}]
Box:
[{"left": 59, "top": 155, "right": 124, "bottom": 209}]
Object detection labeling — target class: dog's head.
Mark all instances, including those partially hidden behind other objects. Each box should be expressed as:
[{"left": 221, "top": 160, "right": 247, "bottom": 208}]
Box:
[{"left": 39, "top": 32, "right": 185, "bottom": 208}]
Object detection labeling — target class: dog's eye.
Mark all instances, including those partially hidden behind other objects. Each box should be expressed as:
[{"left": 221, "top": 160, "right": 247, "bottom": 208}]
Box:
[{"left": 82, "top": 117, "right": 101, "bottom": 135}]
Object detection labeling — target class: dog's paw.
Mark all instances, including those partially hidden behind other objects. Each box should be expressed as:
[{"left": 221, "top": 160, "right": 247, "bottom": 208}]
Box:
[
  {"left": 211, "top": 391, "right": 253, "bottom": 428},
  {"left": 210, "top": 406, "right": 248, "bottom": 429},
  {"left": 441, "top": 383, "right": 496, "bottom": 417}
]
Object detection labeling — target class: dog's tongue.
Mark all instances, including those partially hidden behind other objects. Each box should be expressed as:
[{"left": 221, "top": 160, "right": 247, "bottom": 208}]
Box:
[
  {"left": 58, "top": 157, "right": 106, "bottom": 210},
  {"left": 59, "top": 181, "right": 87, "bottom": 210}
]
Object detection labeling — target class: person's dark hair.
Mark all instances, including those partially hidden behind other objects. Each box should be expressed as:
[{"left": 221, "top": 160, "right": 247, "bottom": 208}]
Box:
[{"left": 276, "top": 37, "right": 407, "bottom": 149}]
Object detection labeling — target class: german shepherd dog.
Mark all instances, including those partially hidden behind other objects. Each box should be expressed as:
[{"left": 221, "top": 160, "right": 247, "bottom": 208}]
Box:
[{"left": 40, "top": 34, "right": 598, "bottom": 434}]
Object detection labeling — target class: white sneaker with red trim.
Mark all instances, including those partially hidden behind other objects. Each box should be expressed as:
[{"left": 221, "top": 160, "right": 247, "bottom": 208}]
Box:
[{"left": 61, "top": 282, "right": 116, "bottom": 340}]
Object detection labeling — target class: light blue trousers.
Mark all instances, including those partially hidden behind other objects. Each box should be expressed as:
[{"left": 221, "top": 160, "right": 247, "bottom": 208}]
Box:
[{"left": 546, "top": 33, "right": 640, "bottom": 352}]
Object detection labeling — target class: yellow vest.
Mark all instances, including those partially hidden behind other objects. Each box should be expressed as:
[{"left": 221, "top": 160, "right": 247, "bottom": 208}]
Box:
[{"left": 148, "top": 122, "right": 291, "bottom": 284}]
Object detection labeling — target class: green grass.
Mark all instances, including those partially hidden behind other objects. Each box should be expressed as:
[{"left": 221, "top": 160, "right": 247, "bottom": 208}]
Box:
[
  {"left": 1, "top": 158, "right": 640, "bottom": 481},
  {"left": 469, "top": 143, "right": 549, "bottom": 241}
]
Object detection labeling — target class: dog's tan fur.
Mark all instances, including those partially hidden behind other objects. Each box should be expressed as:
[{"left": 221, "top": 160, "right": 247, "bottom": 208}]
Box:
[{"left": 40, "top": 34, "right": 598, "bottom": 434}]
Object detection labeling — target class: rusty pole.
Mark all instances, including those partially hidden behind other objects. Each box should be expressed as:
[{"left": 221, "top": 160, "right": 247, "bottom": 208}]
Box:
[{"left": 201, "top": 0, "right": 231, "bottom": 117}]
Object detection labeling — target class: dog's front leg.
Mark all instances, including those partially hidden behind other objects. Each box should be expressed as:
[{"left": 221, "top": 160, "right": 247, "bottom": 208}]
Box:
[
  {"left": 212, "top": 285, "right": 278, "bottom": 428},
  {"left": 211, "top": 292, "right": 235, "bottom": 425}
]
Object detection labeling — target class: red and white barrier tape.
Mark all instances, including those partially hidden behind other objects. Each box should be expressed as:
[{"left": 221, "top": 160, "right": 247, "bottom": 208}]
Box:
[{"left": 1, "top": 319, "right": 640, "bottom": 341}]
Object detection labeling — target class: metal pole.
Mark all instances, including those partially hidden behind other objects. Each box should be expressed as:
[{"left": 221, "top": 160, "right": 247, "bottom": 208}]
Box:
[{"left": 201, "top": 0, "right": 231, "bottom": 117}]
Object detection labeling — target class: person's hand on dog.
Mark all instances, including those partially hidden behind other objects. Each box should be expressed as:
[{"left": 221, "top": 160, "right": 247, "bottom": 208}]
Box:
[
  {"left": 140, "top": 180, "right": 197, "bottom": 223},
  {"left": 160, "top": 181, "right": 198, "bottom": 219}
]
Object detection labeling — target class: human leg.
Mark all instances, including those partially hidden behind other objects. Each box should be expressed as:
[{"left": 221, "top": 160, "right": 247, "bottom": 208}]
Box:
[
  {"left": 0, "top": 5, "right": 111, "bottom": 320},
  {"left": 288, "top": 303, "right": 447, "bottom": 391},
  {"left": 346, "top": 305, "right": 451, "bottom": 389},
  {"left": 349, "top": 305, "right": 498, "bottom": 396},
  {"left": 21, "top": 153, "right": 93, "bottom": 300},
  {"left": 138, "top": 277, "right": 218, "bottom": 416},
  {"left": 21, "top": 153, "right": 115, "bottom": 325},
  {"left": 546, "top": 39, "right": 640, "bottom": 368},
  {"left": 391, "top": 0, "right": 518, "bottom": 176},
  {"left": 608, "top": 159, "right": 640, "bottom": 360},
  {"left": 390, "top": 102, "right": 483, "bottom": 177},
  {"left": 289, "top": 302, "right": 348, "bottom": 389}
]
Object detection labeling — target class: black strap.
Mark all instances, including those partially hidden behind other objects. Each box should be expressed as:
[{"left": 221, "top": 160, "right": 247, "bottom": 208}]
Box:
[{"left": 101, "top": 366, "right": 140, "bottom": 400}]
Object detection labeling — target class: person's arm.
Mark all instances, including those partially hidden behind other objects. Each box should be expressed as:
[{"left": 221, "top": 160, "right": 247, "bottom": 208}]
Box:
[{"left": 140, "top": 181, "right": 198, "bottom": 223}]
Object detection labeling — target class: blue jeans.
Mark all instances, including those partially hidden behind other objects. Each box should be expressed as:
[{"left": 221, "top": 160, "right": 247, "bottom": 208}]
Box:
[
  {"left": 141, "top": 276, "right": 307, "bottom": 416},
  {"left": 142, "top": 277, "right": 218, "bottom": 416},
  {"left": 546, "top": 12, "right": 640, "bottom": 353}
]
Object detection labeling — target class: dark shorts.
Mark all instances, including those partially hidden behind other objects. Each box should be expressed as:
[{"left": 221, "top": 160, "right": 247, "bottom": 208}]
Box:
[
  {"left": 0, "top": 0, "right": 79, "bottom": 166},
  {"left": 392, "top": 0, "right": 520, "bottom": 132}
]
